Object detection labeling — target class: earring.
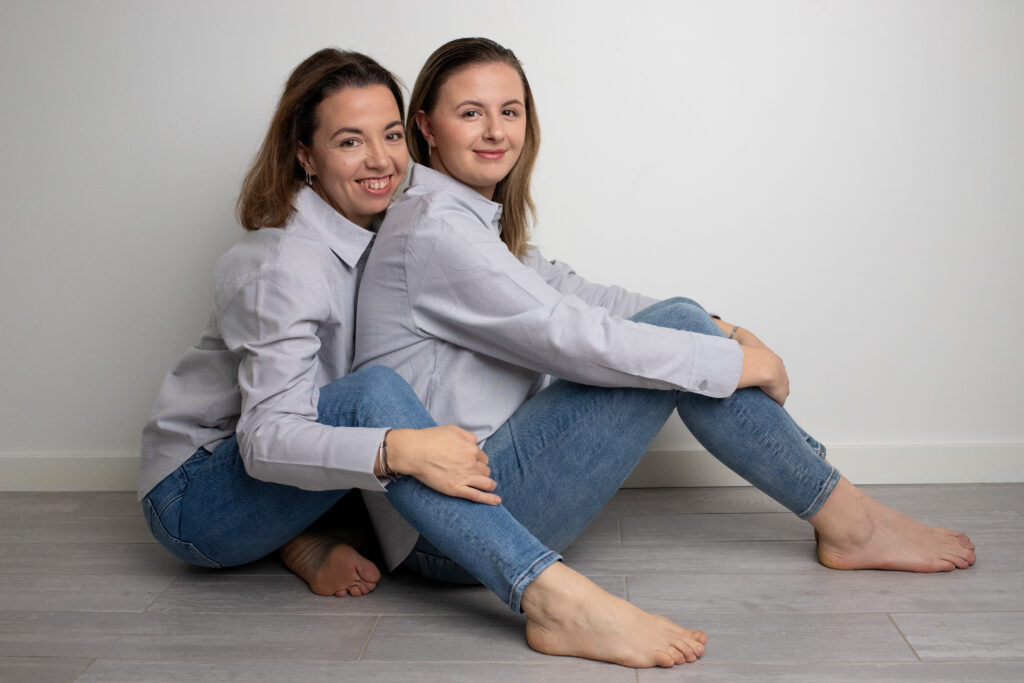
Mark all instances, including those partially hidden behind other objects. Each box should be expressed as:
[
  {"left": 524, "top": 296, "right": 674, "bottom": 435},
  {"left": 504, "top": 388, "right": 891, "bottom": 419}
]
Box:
[{"left": 305, "top": 171, "right": 313, "bottom": 187}]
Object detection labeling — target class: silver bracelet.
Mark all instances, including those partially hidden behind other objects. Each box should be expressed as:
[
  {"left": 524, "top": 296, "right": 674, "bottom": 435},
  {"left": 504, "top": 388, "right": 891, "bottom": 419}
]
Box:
[
  {"left": 728, "top": 326, "right": 739, "bottom": 339},
  {"left": 377, "top": 428, "right": 397, "bottom": 478}
]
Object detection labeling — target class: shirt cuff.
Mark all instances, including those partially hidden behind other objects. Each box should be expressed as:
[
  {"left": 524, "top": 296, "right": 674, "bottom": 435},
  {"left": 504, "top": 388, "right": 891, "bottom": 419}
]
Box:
[{"left": 688, "top": 336, "right": 744, "bottom": 398}]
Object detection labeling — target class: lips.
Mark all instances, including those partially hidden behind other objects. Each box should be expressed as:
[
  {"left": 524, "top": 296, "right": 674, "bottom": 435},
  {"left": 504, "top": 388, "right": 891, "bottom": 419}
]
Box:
[
  {"left": 474, "top": 150, "right": 506, "bottom": 160},
  {"left": 358, "top": 175, "right": 392, "bottom": 194}
]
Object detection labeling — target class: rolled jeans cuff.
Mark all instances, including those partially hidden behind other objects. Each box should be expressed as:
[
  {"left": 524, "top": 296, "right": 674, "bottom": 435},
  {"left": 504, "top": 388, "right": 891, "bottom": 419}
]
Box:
[
  {"left": 508, "top": 550, "right": 562, "bottom": 613},
  {"left": 796, "top": 463, "right": 841, "bottom": 520}
]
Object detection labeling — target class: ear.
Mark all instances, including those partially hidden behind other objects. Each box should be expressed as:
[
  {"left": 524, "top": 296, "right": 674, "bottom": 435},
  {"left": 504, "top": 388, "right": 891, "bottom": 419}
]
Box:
[
  {"left": 296, "top": 142, "right": 315, "bottom": 175},
  {"left": 414, "top": 110, "right": 435, "bottom": 148}
]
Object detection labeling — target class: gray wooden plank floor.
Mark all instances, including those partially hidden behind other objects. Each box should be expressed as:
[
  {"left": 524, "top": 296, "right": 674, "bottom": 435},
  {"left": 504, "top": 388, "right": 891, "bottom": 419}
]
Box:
[{"left": 0, "top": 483, "right": 1021, "bottom": 682}]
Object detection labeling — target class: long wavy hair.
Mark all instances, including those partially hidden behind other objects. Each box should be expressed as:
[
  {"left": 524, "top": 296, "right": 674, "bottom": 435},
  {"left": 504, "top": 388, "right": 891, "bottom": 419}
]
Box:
[
  {"left": 236, "top": 49, "right": 405, "bottom": 230},
  {"left": 408, "top": 38, "right": 539, "bottom": 258}
]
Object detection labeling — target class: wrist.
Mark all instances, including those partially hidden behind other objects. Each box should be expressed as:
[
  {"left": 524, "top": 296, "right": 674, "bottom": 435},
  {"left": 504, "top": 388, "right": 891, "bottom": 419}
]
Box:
[
  {"left": 737, "top": 346, "right": 771, "bottom": 388},
  {"left": 382, "top": 428, "right": 413, "bottom": 477}
]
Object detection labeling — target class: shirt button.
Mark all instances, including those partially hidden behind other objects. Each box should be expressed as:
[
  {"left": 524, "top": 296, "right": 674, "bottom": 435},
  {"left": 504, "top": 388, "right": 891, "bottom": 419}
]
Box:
[{"left": 698, "top": 380, "right": 709, "bottom": 391}]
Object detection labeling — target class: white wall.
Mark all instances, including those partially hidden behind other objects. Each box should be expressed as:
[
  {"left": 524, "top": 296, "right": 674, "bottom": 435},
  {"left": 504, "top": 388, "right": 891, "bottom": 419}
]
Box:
[{"left": 1, "top": 0, "right": 1022, "bottom": 488}]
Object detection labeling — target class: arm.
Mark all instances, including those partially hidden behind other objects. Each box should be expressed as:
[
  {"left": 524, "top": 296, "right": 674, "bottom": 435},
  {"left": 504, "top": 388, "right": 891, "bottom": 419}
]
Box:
[
  {"left": 217, "top": 266, "right": 389, "bottom": 491},
  {"left": 409, "top": 215, "right": 743, "bottom": 397},
  {"left": 712, "top": 318, "right": 790, "bottom": 405},
  {"left": 219, "top": 264, "right": 499, "bottom": 502},
  {"left": 522, "top": 249, "right": 657, "bottom": 319}
]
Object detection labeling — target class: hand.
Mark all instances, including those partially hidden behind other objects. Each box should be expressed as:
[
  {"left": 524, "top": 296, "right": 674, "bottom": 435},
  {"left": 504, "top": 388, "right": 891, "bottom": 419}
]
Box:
[
  {"left": 714, "top": 319, "right": 771, "bottom": 353},
  {"left": 384, "top": 426, "right": 501, "bottom": 505},
  {"left": 737, "top": 346, "right": 790, "bottom": 406}
]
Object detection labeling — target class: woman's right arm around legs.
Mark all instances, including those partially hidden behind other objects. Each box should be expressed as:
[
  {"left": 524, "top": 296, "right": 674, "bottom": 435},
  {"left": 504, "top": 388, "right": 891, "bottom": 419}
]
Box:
[
  {"left": 384, "top": 426, "right": 500, "bottom": 505},
  {"left": 737, "top": 345, "right": 791, "bottom": 406}
]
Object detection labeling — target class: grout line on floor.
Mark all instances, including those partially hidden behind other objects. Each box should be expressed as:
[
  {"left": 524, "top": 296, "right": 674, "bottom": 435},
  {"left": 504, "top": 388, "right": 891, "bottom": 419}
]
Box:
[
  {"left": 356, "top": 614, "right": 381, "bottom": 662},
  {"left": 888, "top": 613, "right": 922, "bottom": 661},
  {"left": 140, "top": 573, "right": 184, "bottom": 613},
  {"left": 70, "top": 657, "right": 97, "bottom": 682}
]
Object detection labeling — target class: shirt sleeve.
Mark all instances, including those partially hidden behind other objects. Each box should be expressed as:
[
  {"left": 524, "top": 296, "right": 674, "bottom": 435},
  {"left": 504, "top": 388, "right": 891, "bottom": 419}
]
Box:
[
  {"left": 407, "top": 214, "right": 743, "bottom": 397},
  {"left": 521, "top": 249, "right": 658, "bottom": 319},
  {"left": 216, "top": 265, "right": 389, "bottom": 492}
]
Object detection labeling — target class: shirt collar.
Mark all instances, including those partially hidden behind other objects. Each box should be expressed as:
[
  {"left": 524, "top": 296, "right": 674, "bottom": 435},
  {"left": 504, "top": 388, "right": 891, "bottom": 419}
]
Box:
[
  {"left": 292, "top": 186, "right": 375, "bottom": 267},
  {"left": 406, "top": 163, "right": 504, "bottom": 235}
]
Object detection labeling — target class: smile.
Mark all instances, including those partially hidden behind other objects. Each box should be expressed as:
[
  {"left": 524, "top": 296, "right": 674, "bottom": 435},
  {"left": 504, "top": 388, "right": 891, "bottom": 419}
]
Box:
[
  {"left": 358, "top": 176, "right": 392, "bottom": 194},
  {"left": 474, "top": 150, "right": 506, "bottom": 160}
]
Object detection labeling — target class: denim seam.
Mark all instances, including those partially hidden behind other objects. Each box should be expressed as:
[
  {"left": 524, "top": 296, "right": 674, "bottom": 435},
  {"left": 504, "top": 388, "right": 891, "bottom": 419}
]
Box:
[
  {"left": 508, "top": 550, "right": 562, "bottom": 613},
  {"left": 156, "top": 491, "right": 185, "bottom": 517},
  {"left": 796, "top": 464, "right": 841, "bottom": 520},
  {"left": 405, "top": 483, "right": 529, "bottom": 607},
  {"left": 143, "top": 497, "right": 222, "bottom": 568},
  {"left": 728, "top": 398, "right": 812, "bottom": 490},
  {"left": 726, "top": 395, "right": 839, "bottom": 518}
]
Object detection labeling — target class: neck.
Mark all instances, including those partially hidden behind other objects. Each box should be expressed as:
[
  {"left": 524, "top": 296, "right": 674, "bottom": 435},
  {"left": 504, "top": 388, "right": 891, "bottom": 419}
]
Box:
[{"left": 428, "top": 157, "right": 495, "bottom": 200}]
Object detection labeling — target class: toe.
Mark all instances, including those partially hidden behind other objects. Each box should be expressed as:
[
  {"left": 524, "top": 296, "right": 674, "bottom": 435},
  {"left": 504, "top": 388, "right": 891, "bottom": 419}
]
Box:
[{"left": 654, "top": 650, "right": 675, "bottom": 668}]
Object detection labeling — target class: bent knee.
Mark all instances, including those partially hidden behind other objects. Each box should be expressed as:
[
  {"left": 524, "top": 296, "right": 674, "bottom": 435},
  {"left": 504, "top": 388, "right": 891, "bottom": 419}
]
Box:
[
  {"left": 661, "top": 296, "right": 705, "bottom": 312},
  {"left": 635, "top": 300, "right": 718, "bottom": 335}
]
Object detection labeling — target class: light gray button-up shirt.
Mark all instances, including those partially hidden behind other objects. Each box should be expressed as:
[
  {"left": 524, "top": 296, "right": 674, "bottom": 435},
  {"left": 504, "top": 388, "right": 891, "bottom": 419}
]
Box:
[
  {"left": 354, "top": 164, "right": 744, "bottom": 446},
  {"left": 139, "top": 187, "right": 394, "bottom": 498},
  {"left": 140, "top": 187, "right": 424, "bottom": 569}
]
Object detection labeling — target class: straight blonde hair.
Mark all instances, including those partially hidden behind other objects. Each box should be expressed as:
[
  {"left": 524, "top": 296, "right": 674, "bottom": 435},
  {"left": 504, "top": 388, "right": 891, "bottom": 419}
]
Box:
[{"left": 407, "top": 38, "right": 539, "bottom": 258}]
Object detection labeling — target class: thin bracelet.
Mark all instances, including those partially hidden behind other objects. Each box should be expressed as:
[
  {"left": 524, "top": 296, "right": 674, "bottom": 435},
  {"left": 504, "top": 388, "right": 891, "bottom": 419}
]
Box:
[
  {"left": 377, "top": 428, "right": 397, "bottom": 478},
  {"left": 728, "top": 326, "right": 739, "bottom": 339}
]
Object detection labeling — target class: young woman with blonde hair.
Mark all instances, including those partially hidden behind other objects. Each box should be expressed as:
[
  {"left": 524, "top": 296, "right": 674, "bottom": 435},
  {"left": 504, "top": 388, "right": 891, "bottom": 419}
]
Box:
[{"left": 353, "top": 37, "right": 976, "bottom": 668}]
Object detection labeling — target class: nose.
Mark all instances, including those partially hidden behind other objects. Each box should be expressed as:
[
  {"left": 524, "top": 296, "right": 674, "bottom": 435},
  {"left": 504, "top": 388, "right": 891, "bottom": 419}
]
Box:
[
  {"left": 365, "top": 140, "right": 388, "bottom": 170},
  {"left": 483, "top": 118, "right": 505, "bottom": 143}
]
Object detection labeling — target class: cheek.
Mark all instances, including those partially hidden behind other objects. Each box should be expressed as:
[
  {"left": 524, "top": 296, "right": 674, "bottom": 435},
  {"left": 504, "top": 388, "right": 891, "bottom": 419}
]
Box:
[{"left": 322, "top": 156, "right": 359, "bottom": 184}]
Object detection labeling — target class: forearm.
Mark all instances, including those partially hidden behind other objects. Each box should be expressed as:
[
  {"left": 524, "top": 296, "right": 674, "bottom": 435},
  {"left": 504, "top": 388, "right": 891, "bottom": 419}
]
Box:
[{"left": 713, "top": 319, "right": 769, "bottom": 351}]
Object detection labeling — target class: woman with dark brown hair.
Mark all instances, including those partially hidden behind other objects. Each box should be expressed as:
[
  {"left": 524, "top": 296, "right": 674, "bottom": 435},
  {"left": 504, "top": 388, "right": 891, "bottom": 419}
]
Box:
[
  {"left": 353, "top": 37, "right": 977, "bottom": 668},
  {"left": 138, "top": 48, "right": 501, "bottom": 598}
]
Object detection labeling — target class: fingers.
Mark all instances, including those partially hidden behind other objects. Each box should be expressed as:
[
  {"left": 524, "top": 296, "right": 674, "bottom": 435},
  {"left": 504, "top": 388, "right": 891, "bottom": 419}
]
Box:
[
  {"left": 469, "top": 474, "right": 498, "bottom": 492},
  {"left": 458, "top": 485, "right": 502, "bottom": 506}
]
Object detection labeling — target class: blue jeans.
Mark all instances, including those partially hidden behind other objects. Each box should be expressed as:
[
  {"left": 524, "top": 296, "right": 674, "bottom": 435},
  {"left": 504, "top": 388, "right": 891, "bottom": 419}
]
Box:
[
  {"left": 142, "top": 366, "right": 560, "bottom": 611},
  {"left": 403, "top": 297, "right": 839, "bottom": 583},
  {"left": 144, "top": 299, "right": 839, "bottom": 613}
]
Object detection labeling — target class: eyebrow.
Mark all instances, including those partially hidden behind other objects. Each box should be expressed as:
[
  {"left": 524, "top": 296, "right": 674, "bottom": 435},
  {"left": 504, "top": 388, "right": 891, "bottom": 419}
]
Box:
[
  {"left": 329, "top": 120, "right": 403, "bottom": 139},
  {"left": 456, "top": 99, "right": 525, "bottom": 109}
]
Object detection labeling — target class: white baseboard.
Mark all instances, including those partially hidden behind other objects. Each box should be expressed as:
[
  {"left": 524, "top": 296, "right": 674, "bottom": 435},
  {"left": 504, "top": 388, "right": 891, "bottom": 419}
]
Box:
[
  {"left": 1, "top": 452, "right": 141, "bottom": 492},
  {"left": 2, "top": 443, "right": 1022, "bottom": 492},
  {"left": 623, "top": 443, "right": 1024, "bottom": 487}
]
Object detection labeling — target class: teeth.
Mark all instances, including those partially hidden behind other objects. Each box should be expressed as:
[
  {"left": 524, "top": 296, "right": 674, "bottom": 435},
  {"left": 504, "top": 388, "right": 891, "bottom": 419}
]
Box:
[{"left": 360, "top": 177, "right": 390, "bottom": 190}]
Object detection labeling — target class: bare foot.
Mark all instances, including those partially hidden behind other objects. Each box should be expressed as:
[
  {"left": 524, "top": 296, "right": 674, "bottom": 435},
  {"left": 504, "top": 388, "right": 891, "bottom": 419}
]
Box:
[
  {"left": 521, "top": 562, "right": 706, "bottom": 668},
  {"left": 280, "top": 532, "right": 382, "bottom": 597},
  {"left": 812, "top": 477, "right": 976, "bottom": 572}
]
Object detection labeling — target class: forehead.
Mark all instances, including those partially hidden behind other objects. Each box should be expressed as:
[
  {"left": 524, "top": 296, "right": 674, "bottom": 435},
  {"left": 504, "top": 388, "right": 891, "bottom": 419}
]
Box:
[
  {"left": 315, "top": 85, "right": 400, "bottom": 129},
  {"left": 438, "top": 62, "right": 524, "bottom": 103}
]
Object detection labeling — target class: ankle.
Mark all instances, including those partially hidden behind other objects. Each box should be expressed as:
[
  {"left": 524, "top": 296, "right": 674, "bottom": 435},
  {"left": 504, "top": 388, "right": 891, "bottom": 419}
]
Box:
[
  {"left": 522, "top": 563, "right": 577, "bottom": 620},
  {"left": 810, "top": 478, "right": 874, "bottom": 545}
]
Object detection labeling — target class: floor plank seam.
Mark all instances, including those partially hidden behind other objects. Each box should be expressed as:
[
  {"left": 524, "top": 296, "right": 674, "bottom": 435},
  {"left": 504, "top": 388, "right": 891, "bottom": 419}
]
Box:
[
  {"left": 138, "top": 573, "right": 183, "bottom": 613},
  {"left": 71, "top": 657, "right": 97, "bottom": 682},
  {"left": 887, "top": 612, "right": 923, "bottom": 662},
  {"left": 356, "top": 614, "right": 381, "bottom": 662}
]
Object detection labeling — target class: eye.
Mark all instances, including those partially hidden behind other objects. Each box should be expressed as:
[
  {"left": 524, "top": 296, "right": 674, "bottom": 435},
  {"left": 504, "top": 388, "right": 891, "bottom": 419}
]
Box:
[
  {"left": 461, "top": 110, "right": 482, "bottom": 119},
  {"left": 385, "top": 131, "right": 404, "bottom": 142},
  {"left": 502, "top": 109, "right": 519, "bottom": 118},
  {"left": 338, "top": 138, "right": 361, "bottom": 148}
]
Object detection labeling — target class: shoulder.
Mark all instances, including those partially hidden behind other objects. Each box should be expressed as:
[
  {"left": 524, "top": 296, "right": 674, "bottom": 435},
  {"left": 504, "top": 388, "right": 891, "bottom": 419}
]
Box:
[{"left": 212, "top": 220, "right": 334, "bottom": 313}]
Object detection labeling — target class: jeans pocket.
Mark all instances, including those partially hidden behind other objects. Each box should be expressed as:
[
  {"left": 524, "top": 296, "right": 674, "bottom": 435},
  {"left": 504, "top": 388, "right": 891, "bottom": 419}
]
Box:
[{"left": 142, "top": 495, "right": 221, "bottom": 569}]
